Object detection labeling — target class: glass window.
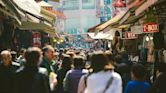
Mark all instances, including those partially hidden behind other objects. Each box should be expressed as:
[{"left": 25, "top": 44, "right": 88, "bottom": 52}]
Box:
[
  {"left": 82, "top": 0, "right": 95, "bottom": 9},
  {"left": 63, "top": 0, "right": 79, "bottom": 10}
]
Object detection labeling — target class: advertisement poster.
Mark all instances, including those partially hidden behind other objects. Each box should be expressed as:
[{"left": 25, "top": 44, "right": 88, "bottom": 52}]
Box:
[{"left": 99, "top": 0, "right": 112, "bottom": 23}]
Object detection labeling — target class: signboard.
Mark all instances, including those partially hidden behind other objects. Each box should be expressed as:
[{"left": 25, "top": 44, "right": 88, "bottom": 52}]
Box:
[
  {"left": 131, "top": 25, "right": 143, "bottom": 34},
  {"left": 121, "top": 31, "right": 137, "bottom": 39},
  {"left": 32, "top": 32, "right": 41, "bottom": 47},
  {"left": 143, "top": 22, "right": 159, "bottom": 33}
]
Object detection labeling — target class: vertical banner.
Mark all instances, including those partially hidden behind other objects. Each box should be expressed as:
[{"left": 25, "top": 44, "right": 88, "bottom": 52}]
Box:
[
  {"left": 100, "top": 0, "right": 112, "bottom": 23},
  {"left": 96, "top": 0, "right": 100, "bottom": 17},
  {"left": 32, "top": 32, "right": 41, "bottom": 47}
]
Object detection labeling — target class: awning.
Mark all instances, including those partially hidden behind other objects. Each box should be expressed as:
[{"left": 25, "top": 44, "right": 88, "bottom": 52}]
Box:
[
  {"left": 127, "top": 0, "right": 146, "bottom": 9},
  {"left": 119, "top": 9, "right": 145, "bottom": 25},
  {"left": 88, "top": 29, "right": 118, "bottom": 40},
  {"left": 16, "top": 21, "right": 56, "bottom": 36},
  {"left": 1, "top": 0, "right": 22, "bottom": 24},
  {"left": 13, "top": 0, "right": 42, "bottom": 17},
  {"left": 38, "top": 1, "right": 52, "bottom": 7},
  {"left": 40, "top": 7, "right": 56, "bottom": 23},
  {"left": 51, "top": 10, "right": 66, "bottom": 19},
  {"left": 87, "top": 23, "right": 104, "bottom": 32},
  {"left": 135, "top": 0, "right": 158, "bottom": 16},
  {"left": 49, "top": 0, "right": 60, "bottom": 2},
  {"left": 96, "top": 10, "right": 128, "bottom": 31},
  {"left": 119, "top": 0, "right": 147, "bottom": 25},
  {"left": 0, "top": 0, "right": 5, "bottom": 6}
]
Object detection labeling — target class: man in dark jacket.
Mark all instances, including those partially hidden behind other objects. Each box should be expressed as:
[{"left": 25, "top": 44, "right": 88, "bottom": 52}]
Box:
[
  {"left": 0, "top": 50, "right": 18, "bottom": 93},
  {"left": 151, "top": 62, "right": 166, "bottom": 93},
  {"left": 14, "top": 47, "right": 51, "bottom": 93},
  {"left": 40, "top": 45, "right": 56, "bottom": 75}
]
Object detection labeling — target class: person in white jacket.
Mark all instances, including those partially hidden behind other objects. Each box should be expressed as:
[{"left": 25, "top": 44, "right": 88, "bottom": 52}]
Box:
[{"left": 78, "top": 52, "right": 122, "bottom": 93}]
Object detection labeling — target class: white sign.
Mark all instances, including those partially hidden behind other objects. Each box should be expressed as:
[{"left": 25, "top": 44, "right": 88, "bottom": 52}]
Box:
[{"left": 131, "top": 25, "right": 143, "bottom": 34}]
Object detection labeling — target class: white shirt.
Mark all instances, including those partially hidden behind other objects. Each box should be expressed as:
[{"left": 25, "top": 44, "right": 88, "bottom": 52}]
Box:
[{"left": 78, "top": 70, "right": 122, "bottom": 93}]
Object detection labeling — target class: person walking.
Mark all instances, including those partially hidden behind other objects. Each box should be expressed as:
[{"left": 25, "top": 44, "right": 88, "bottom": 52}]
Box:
[
  {"left": 0, "top": 50, "right": 19, "bottom": 93},
  {"left": 14, "top": 47, "right": 51, "bottom": 93},
  {"left": 78, "top": 52, "right": 122, "bottom": 93},
  {"left": 124, "top": 63, "right": 151, "bottom": 93},
  {"left": 64, "top": 56, "right": 88, "bottom": 93}
]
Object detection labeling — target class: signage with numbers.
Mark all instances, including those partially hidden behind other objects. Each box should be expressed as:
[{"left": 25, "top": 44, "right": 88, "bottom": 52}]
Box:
[{"left": 143, "top": 22, "right": 159, "bottom": 33}]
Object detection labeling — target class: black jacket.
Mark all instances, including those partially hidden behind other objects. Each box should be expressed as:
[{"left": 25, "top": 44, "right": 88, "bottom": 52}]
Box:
[
  {"left": 0, "top": 64, "right": 17, "bottom": 93},
  {"left": 152, "top": 72, "right": 166, "bottom": 93},
  {"left": 14, "top": 66, "right": 51, "bottom": 93}
]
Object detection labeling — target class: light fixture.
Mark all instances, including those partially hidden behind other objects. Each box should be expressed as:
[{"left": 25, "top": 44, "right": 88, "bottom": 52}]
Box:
[
  {"left": 150, "top": 37, "right": 153, "bottom": 40},
  {"left": 146, "top": 36, "right": 150, "bottom": 41}
]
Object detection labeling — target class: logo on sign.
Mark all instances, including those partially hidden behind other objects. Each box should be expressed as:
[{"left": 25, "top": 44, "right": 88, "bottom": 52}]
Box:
[{"left": 143, "top": 23, "right": 159, "bottom": 33}]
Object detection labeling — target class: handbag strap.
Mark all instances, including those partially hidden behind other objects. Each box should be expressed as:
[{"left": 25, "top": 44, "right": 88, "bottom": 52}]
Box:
[{"left": 103, "top": 76, "right": 114, "bottom": 93}]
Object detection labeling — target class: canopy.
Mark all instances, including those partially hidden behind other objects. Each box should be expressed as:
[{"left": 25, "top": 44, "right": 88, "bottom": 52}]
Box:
[
  {"left": 0, "top": 0, "right": 5, "bottom": 6},
  {"left": 88, "top": 30, "right": 118, "bottom": 40},
  {"left": 16, "top": 21, "right": 56, "bottom": 36},
  {"left": 96, "top": 10, "right": 128, "bottom": 31},
  {"left": 0, "top": 0, "right": 23, "bottom": 24},
  {"left": 13, "top": 0, "right": 42, "bottom": 17},
  {"left": 49, "top": 0, "right": 60, "bottom": 2},
  {"left": 38, "top": 1, "right": 52, "bottom": 7},
  {"left": 40, "top": 7, "right": 56, "bottom": 23}
]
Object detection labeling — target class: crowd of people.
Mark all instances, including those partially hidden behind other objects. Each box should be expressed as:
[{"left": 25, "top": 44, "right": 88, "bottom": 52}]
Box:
[{"left": 0, "top": 45, "right": 166, "bottom": 93}]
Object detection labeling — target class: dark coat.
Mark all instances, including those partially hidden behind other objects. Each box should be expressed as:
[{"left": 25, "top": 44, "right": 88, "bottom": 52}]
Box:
[
  {"left": 152, "top": 72, "right": 166, "bottom": 93},
  {"left": 14, "top": 66, "right": 51, "bottom": 93},
  {"left": 0, "top": 64, "right": 17, "bottom": 93}
]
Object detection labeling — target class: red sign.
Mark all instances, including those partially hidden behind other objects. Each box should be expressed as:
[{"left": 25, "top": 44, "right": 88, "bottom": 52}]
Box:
[
  {"left": 122, "top": 32, "right": 137, "bottom": 39},
  {"left": 143, "top": 23, "right": 159, "bottom": 33}
]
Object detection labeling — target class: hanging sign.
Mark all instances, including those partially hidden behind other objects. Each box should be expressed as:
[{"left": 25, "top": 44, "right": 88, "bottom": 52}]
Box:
[
  {"left": 131, "top": 25, "right": 143, "bottom": 34},
  {"left": 121, "top": 31, "right": 137, "bottom": 39},
  {"left": 32, "top": 32, "right": 41, "bottom": 47},
  {"left": 143, "top": 22, "right": 159, "bottom": 33}
]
